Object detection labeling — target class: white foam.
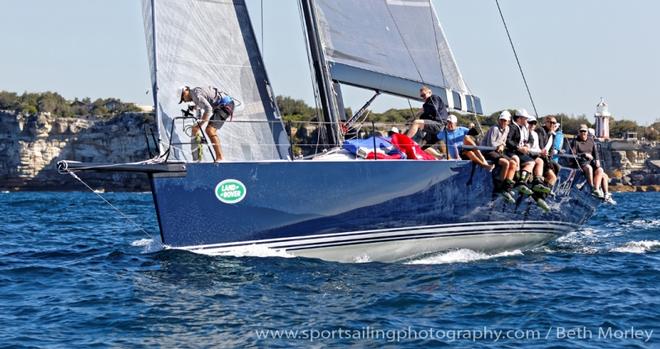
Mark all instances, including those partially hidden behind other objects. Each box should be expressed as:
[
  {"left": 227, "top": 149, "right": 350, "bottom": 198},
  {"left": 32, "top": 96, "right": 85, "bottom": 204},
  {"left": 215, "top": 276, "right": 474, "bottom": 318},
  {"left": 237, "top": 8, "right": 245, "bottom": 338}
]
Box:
[
  {"left": 631, "top": 219, "right": 660, "bottom": 229},
  {"left": 353, "top": 254, "right": 371, "bottom": 263},
  {"left": 131, "top": 238, "right": 164, "bottom": 253},
  {"left": 610, "top": 240, "right": 660, "bottom": 254},
  {"left": 406, "top": 249, "right": 523, "bottom": 265},
  {"left": 214, "top": 244, "right": 295, "bottom": 258}
]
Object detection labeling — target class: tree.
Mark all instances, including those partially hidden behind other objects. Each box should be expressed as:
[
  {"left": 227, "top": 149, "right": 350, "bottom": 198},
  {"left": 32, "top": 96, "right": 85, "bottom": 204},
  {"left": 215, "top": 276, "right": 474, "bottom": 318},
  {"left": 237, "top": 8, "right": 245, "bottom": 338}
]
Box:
[
  {"left": 276, "top": 96, "right": 315, "bottom": 121},
  {"left": 0, "top": 91, "right": 19, "bottom": 110},
  {"left": 609, "top": 118, "right": 639, "bottom": 138}
]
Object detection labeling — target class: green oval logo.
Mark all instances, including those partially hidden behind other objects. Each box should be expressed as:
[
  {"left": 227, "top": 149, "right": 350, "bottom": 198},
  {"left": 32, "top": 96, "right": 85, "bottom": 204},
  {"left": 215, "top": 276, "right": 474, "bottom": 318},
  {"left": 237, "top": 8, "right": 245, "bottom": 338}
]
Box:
[{"left": 215, "top": 179, "right": 247, "bottom": 204}]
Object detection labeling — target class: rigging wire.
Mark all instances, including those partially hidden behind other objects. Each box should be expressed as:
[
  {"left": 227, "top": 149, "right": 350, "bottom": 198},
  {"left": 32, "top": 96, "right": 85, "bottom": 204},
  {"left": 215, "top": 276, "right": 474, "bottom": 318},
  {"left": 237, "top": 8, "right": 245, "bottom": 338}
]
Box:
[
  {"left": 64, "top": 170, "right": 154, "bottom": 241},
  {"left": 296, "top": 0, "right": 323, "bottom": 154},
  {"left": 406, "top": 99, "right": 416, "bottom": 120},
  {"left": 494, "top": 0, "right": 588, "bottom": 177},
  {"left": 260, "top": 0, "right": 264, "bottom": 57},
  {"left": 428, "top": 0, "right": 448, "bottom": 88},
  {"left": 494, "top": 0, "right": 539, "bottom": 117},
  {"left": 384, "top": 2, "right": 425, "bottom": 83}
]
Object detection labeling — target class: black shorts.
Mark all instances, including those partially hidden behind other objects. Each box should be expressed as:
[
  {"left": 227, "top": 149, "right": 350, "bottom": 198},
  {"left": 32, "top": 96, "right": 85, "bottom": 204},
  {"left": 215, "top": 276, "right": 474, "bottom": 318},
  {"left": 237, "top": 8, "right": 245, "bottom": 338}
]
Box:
[
  {"left": 542, "top": 157, "right": 560, "bottom": 174},
  {"left": 210, "top": 101, "right": 235, "bottom": 124},
  {"left": 421, "top": 120, "right": 443, "bottom": 148},
  {"left": 508, "top": 152, "right": 534, "bottom": 164},
  {"left": 484, "top": 151, "right": 510, "bottom": 162},
  {"left": 577, "top": 158, "right": 598, "bottom": 169}
]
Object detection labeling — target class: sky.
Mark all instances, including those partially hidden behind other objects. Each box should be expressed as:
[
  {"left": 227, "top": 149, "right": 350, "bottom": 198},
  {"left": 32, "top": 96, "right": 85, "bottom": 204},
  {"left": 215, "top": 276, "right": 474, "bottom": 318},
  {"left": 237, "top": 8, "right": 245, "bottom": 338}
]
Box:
[{"left": 0, "top": 0, "right": 658, "bottom": 124}]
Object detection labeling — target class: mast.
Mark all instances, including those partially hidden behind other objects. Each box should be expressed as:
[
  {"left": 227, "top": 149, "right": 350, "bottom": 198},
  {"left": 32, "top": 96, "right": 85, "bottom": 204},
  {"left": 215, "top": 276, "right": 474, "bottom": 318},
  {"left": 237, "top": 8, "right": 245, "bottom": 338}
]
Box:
[
  {"left": 300, "top": 0, "right": 340, "bottom": 148},
  {"left": 149, "top": 0, "right": 161, "bottom": 153}
]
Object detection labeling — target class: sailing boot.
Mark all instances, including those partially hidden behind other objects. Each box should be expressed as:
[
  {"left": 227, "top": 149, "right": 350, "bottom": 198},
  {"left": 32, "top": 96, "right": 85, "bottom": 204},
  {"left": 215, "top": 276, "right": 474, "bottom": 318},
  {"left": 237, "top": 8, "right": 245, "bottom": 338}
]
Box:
[
  {"left": 515, "top": 184, "right": 533, "bottom": 196},
  {"left": 531, "top": 176, "right": 551, "bottom": 195},
  {"left": 494, "top": 180, "right": 515, "bottom": 203},
  {"left": 532, "top": 192, "right": 550, "bottom": 212},
  {"left": 604, "top": 192, "right": 617, "bottom": 205},
  {"left": 514, "top": 171, "right": 533, "bottom": 196},
  {"left": 504, "top": 179, "right": 516, "bottom": 198}
]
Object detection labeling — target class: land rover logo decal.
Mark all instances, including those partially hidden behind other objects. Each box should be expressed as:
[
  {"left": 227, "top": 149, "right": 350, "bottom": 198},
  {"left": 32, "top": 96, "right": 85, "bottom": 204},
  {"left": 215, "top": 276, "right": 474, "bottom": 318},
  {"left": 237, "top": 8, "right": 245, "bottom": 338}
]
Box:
[{"left": 215, "top": 179, "right": 247, "bottom": 204}]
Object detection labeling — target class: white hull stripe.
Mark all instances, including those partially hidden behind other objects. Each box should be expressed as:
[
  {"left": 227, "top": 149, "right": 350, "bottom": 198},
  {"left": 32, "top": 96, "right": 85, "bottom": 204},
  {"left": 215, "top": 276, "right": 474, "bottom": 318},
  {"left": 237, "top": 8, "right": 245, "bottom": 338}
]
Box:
[
  {"left": 179, "top": 221, "right": 577, "bottom": 252},
  {"left": 279, "top": 228, "right": 563, "bottom": 251}
]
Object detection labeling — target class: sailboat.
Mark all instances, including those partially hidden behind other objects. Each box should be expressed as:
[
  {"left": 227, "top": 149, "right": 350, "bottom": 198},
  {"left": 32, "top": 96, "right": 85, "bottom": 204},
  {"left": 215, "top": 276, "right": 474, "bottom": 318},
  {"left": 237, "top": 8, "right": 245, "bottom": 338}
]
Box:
[{"left": 58, "top": 0, "right": 600, "bottom": 262}]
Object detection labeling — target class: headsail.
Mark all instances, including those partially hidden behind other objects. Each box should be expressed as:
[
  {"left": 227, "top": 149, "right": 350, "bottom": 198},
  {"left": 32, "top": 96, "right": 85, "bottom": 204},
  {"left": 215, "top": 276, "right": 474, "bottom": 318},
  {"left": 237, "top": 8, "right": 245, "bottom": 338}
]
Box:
[
  {"left": 312, "top": 0, "right": 482, "bottom": 114},
  {"left": 142, "top": 0, "right": 290, "bottom": 161}
]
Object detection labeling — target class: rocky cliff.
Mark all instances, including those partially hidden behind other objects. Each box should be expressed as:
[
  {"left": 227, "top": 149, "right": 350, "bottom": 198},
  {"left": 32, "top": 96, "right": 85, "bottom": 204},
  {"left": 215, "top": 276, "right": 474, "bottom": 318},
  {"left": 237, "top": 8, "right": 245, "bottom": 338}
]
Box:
[{"left": 0, "top": 110, "right": 154, "bottom": 191}]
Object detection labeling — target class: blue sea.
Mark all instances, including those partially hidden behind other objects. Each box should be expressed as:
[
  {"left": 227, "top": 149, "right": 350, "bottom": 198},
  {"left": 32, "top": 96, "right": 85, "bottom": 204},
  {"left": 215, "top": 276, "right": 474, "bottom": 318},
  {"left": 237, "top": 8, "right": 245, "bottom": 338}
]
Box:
[{"left": 0, "top": 191, "right": 658, "bottom": 348}]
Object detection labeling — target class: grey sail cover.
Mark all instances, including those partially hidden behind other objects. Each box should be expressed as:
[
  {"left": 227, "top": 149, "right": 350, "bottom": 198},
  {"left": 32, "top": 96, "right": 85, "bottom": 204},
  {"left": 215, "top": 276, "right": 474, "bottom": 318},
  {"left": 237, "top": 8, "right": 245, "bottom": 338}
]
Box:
[
  {"left": 142, "top": 0, "right": 290, "bottom": 161},
  {"left": 313, "top": 0, "right": 479, "bottom": 112}
]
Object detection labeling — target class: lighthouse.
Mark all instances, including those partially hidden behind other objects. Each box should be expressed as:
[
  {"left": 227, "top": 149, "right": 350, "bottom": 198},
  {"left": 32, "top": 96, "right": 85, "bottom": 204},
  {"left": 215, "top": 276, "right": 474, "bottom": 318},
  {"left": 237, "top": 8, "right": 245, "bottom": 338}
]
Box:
[{"left": 594, "top": 97, "right": 610, "bottom": 140}]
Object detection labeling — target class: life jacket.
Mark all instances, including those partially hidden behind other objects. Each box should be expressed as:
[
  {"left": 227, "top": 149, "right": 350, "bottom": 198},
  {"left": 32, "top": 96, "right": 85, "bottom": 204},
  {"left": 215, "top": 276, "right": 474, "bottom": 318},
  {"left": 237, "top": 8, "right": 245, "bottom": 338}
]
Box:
[{"left": 212, "top": 88, "right": 235, "bottom": 121}]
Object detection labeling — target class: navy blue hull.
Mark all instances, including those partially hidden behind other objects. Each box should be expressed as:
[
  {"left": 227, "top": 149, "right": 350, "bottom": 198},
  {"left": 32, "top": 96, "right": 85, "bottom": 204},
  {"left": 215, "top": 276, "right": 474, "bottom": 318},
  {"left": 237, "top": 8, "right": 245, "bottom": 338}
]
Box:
[{"left": 150, "top": 160, "right": 599, "bottom": 259}]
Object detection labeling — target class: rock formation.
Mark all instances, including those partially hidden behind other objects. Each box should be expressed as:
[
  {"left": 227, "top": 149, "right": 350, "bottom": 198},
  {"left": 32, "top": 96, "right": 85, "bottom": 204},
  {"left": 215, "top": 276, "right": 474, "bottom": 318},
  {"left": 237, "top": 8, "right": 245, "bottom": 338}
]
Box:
[{"left": 0, "top": 110, "right": 154, "bottom": 191}]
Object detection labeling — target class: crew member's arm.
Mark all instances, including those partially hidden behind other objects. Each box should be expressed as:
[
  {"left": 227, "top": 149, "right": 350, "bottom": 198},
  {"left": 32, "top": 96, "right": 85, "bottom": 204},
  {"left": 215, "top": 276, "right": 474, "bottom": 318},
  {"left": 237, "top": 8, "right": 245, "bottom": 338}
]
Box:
[
  {"left": 505, "top": 126, "right": 518, "bottom": 153},
  {"left": 194, "top": 91, "right": 213, "bottom": 129}
]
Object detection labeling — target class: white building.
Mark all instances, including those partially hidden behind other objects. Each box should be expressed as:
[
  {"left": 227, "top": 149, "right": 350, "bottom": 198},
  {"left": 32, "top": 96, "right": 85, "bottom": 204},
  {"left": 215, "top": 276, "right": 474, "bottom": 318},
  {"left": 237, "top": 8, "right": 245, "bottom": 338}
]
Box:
[{"left": 594, "top": 97, "right": 610, "bottom": 140}]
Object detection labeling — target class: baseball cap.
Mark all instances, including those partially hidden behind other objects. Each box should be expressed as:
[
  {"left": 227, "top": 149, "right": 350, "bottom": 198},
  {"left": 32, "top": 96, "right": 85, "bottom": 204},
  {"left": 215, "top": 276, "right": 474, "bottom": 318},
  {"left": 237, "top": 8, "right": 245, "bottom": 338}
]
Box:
[
  {"left": 177, "top": 85, "right": 189, "bottom": 104},
  {"left": 499, "top": 110, "right": 511, "bottom": 121},
  {"left": 514, "top": 109, "right": 530, "bottom": 118},
  {"left": 579, "top": 124, "right": 589, "bottom": 131},
  {"left": 389, "top": 126, "right": 400, "bottom": 134},
  {"left": 447, "top": 114, "right": 458, "bottom": 124}
]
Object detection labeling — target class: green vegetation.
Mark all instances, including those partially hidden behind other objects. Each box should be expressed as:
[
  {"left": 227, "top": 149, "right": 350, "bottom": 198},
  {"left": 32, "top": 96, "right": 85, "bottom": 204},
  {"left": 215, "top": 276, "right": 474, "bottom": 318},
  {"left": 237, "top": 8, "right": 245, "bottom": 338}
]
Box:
[
  {"left": 275, "top": 96, "right": 658, "bottom": 141},
  {"left": 2, "top": 90, "right": 656, "bottom": 141},
  {"left": 0, "top": 90, "right": 142, "bottom": 118}
]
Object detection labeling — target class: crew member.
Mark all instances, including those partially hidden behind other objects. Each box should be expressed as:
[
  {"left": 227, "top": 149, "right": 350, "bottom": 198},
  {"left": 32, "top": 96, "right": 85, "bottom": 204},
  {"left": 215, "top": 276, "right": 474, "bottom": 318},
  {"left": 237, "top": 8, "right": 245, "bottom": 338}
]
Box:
[
  {"left": 179, "top": 85, "right": 235, "bottom": 162},
  {"left": 406, "top": 86, "right": 448, "bottom": 147}
]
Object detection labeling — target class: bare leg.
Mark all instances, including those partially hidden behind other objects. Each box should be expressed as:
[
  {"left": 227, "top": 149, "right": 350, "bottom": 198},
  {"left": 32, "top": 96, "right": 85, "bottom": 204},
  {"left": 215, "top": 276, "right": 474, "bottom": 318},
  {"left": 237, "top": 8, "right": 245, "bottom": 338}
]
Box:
[
  {"left": 582, "top": 164, "right": 594, "bottom": 187},
  {"left": 506, "top": 159, "right": 518, "bottom": 180},
  {"left": 406, "top": 120, "right": 425, "bottom": 138},
  {"left": 593, "top": 167, "right": 603, "bottom": 191},
  {"left": 206, "top": 125, "right": 223, "bottom": 162},
  {"left": 465, "top": 151, "right": 494, "bottom": 170},
  {"left": 424, "top": 147, "right": 443, "bottom": 159},
  {"left": 533, "top": 158, "right": 544, "bottom": 177},
  {"left": 506, "top": 157, "right": 518, "bottom": 180},
  {"left": 545, "top": 170, "right": 557, "bottom": 186},
  {"left": 600, "top": 172, "right": 609, "bottom": 195},
  {"left": 464, "top": 137, "right": 490, "bottom": 166},
  {"left": 498, "top": 158, "right": 510, "bottom": 181}
]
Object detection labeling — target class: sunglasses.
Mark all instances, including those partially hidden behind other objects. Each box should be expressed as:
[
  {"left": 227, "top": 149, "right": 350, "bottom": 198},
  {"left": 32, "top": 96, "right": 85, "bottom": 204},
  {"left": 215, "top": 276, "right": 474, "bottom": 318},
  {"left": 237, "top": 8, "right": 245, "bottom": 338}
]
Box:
[
  {"left": 579, "top": 130, "right": 587, "bottom": 133},
  {"left": 546, "top": 121, "right": 557, "bottom": 124}
]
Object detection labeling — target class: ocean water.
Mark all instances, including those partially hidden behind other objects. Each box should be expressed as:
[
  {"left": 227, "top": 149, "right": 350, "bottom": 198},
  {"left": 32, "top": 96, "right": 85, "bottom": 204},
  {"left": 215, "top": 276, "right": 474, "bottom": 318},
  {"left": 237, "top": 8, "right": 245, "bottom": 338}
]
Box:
[{"left": 0, "top": 191, "right": 658, "bottom": 348}]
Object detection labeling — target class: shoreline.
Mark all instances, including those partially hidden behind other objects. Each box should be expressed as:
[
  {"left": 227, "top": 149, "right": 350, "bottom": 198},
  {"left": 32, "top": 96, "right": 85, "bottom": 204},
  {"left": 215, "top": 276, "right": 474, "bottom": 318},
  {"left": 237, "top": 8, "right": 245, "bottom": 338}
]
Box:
[{"left": 609, "top": 185, "right": 660, "bottom": 193}]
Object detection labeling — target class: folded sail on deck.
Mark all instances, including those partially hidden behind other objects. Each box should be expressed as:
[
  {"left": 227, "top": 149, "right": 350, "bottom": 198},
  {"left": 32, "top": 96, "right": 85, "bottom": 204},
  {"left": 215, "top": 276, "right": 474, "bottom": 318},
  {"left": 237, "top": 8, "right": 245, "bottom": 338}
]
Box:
[
  {"left": 142, "top": 0, "right": 290, "bottom": 161},
  {"left": 312, "top": 0, "right": 482, "bottom": 113}
]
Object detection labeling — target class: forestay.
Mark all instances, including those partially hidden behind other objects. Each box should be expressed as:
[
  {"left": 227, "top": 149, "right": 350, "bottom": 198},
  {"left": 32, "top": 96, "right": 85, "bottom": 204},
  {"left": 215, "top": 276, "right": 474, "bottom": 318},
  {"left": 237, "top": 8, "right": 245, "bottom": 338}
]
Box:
[
  {"left": 142, "top": 0, "right": 290, "bottom": 161},
  {"left": 312, "top": 0, "right": 482, "bottom": 113}
]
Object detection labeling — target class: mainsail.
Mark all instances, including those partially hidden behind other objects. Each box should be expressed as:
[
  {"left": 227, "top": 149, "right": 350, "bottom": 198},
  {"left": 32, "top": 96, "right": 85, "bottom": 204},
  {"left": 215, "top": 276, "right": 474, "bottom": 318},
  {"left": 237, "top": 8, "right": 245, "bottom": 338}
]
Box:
[
  {"left": 311, "top": 0, "right": 482, "bottom": 114},
  {"left": 142, "top": 0, "right": 290, "bottom": 161}
]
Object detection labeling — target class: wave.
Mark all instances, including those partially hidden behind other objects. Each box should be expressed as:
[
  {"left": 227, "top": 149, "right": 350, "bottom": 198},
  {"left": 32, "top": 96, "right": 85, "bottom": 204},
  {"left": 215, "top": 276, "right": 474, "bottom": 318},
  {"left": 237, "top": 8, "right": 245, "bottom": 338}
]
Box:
[
  {"left": 406, "top": 249, "right": 523, "bottom": 265},
  {"left": 131, "top": 238, "right": 164, "bottom": 253},
  {"left": 610, "top": 240, "right": 660, "bottom": 254},
  {"left": 630, "top": 219, "right": 660, "bottom": 229}
]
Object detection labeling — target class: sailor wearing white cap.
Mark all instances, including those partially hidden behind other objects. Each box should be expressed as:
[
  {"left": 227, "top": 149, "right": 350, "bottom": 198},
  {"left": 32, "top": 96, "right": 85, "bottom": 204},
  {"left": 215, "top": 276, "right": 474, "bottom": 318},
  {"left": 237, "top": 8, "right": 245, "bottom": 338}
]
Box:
[
  {"left": 481, "top": 110, "right": 518, "bottom": 201},
  {"left": 504, "top": 109, "right": 535, "bottom": 196}
]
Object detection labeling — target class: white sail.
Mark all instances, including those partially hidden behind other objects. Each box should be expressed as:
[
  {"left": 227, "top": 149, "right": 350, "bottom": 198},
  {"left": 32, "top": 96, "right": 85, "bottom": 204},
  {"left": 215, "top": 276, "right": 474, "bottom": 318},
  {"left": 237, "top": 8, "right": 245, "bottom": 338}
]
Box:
[
  {"left": 312, "top": 0, "right": 481, "bottom": 113},
  {"left": 142, "top": 0, "right": 290, "bottom": 161}
]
